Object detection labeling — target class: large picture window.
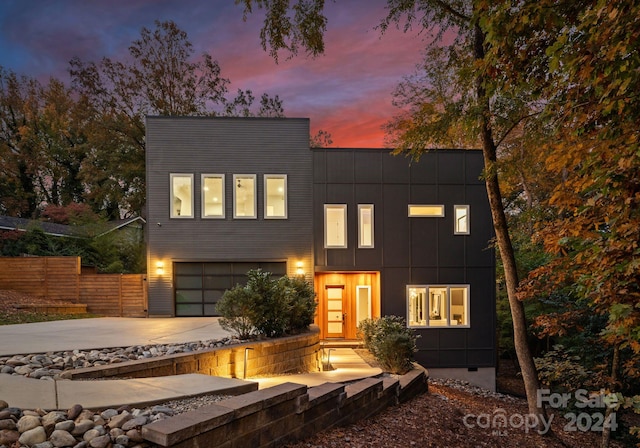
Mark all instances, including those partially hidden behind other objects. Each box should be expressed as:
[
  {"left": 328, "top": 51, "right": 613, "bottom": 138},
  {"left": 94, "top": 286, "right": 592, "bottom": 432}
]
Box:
[
  {"left": 407, "top": 285, "right": 469, "bottom": 328},
  {"left": 324, "top": 204, "right": 347, "bottom": 248},
  {"left": 202, "top": 174, "right": 225, "bottom": 218},
  {"left": 233, "top": 174, "right": 256, "bottom": 219},
  {"left": 170, "top": 173, "right": 194, "bottom": 218},
  {"left": 264, "top": 174, "right": 287, "bottom": 219},
  {"left": 358, "top": 204, "right": 374, "bottom": 248}
]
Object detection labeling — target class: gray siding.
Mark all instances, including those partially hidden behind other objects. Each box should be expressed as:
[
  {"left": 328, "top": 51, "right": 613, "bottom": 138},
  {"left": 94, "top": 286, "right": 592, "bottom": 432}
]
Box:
[{"left": 146, "top": 117, "right": 313, "bottom": 316}]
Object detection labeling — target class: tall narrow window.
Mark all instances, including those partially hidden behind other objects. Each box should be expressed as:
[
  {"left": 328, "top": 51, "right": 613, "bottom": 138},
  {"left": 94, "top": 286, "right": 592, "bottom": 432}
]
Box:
[
  {"left": 407, "top": 285, "right": 470, "bottom": 328},
  {"left": 408, "top": 204, "right": 444, "bottom": 217},
  {"left": 170, "top": 174, "right": 194, "bottom": 218},
  {"left": 454, "top": 205, "right": 470, "bottom": 234},
  {"left": 324, "top": 204, "right": 347, "bottom": 248},
  {"left": 233, "top": 174, "right": 256, "bottom": 219},
  {"left": 202, "top": 174, "right": 225, "bottom": 218},
  {"left": 358, "top": 204, "right": 374, "bottom": 248},
  {"left": 264, "top": 174, "right": 287, "bottom": 219}
]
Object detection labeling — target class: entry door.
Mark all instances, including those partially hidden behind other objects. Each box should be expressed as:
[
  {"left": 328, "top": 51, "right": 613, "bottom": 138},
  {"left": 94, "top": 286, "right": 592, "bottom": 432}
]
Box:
[{"left": 326, "top": 286, "right": 345, "bottom": 338}]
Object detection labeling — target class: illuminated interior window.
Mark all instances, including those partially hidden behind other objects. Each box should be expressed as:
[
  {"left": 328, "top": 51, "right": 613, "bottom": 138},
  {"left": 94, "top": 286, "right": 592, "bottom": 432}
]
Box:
[
  {"left": 407, "top": 285, "right": 469, "bottom": 328},
  {"left": 170, "top": 173, "right": 194, "bottom": 218},
  {"left": 202, "top": 174, "right": 225, "bottom": 218},
  {"left": 358, "top": 204, "right": 374, "bottom": 248},
  {"left": 324, "top": 204, "right": 347, "bottom": 248},
  {"left": 408, "top": 204, "right": 444, "bottom": 217},
  {"left": 454, "top": 205, "right": 470, "bottom": 234},
  {"left": 233, "top": 174, "right": 256, "bottom": 219},
  {"left": 264, "top": 175, "right": 287, "bottom": 219}
]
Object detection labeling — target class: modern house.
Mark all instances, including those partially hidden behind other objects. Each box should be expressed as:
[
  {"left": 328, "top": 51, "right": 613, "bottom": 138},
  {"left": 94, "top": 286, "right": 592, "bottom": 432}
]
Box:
[{"left": 146, "top": 116, "right": 496, "bottom": 389}]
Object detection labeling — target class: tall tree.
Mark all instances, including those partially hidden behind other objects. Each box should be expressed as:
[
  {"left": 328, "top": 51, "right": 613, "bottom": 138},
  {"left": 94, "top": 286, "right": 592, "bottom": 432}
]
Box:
[
  {"left": 237, "top": 0, "right": 545, "bottom": 419},
  {"left": 70, "top": 20, "right": 284, "bottom": 218}
]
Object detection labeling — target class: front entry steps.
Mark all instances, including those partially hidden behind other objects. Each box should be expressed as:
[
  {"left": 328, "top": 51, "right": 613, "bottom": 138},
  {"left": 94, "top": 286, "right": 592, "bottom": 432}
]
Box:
[{"left": 320, "top": 339, "right": 363, "bottom": 349}]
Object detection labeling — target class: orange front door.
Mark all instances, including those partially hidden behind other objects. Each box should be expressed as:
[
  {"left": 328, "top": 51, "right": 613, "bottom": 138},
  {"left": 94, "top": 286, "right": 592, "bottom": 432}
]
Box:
[{"left": 325, "top": 286, "right": 345, "bottom": 338}]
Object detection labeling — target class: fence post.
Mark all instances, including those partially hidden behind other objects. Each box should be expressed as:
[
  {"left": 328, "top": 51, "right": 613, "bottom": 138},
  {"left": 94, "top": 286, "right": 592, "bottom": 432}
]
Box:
[{"left": 119, "top": 274, "right": 123, "bottom": 317}]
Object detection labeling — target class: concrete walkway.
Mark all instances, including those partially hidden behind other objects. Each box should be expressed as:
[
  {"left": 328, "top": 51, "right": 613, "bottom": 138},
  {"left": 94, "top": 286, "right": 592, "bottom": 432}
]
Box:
[{"left": 0, "top": 318, "right": 381, "bottom": 410}]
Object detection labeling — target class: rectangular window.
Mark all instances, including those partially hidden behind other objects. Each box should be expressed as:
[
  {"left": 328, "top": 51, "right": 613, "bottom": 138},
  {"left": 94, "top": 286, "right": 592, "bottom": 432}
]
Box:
[
  {"left": 407, "top": 285, "right": 469, "bottom": 328},
  {"left": 233, "top": 174, "right": 256, "bottom": 219},
  {"left": 201, "top": 174, "right": 225, "bottom": 218},
  {"left": 170, "top": 173, "right": 194, "bottom": 218},
  {"left": 324, "top": 204, "right": 347, "bottom": 248},
  {"left": 454, "top": 205, "right": 470, "bottom": 234},
  {"left": 264, "top": 174, "right": 287, "bottom": 219},
  {"left": 408, "top": 204, "right": 444, "bottom": 217},
  {"left": 358, "top": 204, "right": 374, "bottom": 248}
]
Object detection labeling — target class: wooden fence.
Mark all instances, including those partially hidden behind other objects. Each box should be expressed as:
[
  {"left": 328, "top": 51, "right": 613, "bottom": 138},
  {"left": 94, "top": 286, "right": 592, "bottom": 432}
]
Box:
[{"left": 0, "top": 257, "right": 147, "bottom": 317}]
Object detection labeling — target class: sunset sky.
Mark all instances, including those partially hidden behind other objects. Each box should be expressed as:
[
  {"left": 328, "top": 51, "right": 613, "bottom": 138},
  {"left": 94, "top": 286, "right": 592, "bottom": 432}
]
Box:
[{"left": 0, "top": 0, "right": 428, "bottom": 147}]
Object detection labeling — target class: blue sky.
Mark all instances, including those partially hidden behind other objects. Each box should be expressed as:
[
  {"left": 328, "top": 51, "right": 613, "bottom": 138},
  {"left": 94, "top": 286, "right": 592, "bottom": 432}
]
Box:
[{"left": 0, "top": 0, "right": 426, "bottom": 146}]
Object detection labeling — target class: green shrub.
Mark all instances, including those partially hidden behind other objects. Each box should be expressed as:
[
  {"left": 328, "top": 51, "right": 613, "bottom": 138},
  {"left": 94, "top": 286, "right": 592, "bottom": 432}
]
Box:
[
  {"left": 216, "top": 285, "right": 261, "bottom": 340},
  {"left": 279, "top": 275, "right": 317, "bottom": 333},
  {"left": 535, "top": 344, "right": 592, "bottom": 391},
  {"left": 216, "top": 269, "right": 317, "bottom": 339},
  {"left": 357, "top": 316, "right": 418, "bottom": 374}
]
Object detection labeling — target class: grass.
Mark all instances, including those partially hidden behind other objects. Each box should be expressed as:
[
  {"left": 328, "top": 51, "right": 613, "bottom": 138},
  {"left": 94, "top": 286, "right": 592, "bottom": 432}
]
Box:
[{"left": 0, "top": 311, "right": 101, "bottom": 326}]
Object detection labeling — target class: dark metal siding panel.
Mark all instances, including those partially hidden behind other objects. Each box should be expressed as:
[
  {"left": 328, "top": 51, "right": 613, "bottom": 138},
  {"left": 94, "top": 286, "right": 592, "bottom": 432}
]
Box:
[
  {"left": 437, "top": 151, "right": 465, "bottom": 184},
  {"left": 382, "top": 153, "right": 411, "bottom": 183},
  {"left": 146, "top": 117, "right": 313, "bottom": 316},
  {"left": 326, "top": 151, "right": 354, "bottom": 183},
  {"left": 410, "top": 219, "right": 439, "bottom": 267},
  {"left": 409, "top": 153, "right": 438, "bottom": 184},
  {"left": 382, "top": 184, "right": 411, "bottom": 267},
  {"left": 354, "top": 151, "right": 383, "bottom": 183}
]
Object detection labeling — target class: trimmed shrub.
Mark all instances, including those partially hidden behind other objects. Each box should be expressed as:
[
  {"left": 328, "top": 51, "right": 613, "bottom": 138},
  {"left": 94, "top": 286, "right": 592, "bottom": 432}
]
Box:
[
  {"left": 216, "top": 285, "right": 260, "bottom": 340},
  {"left": 357, "top": 316, "right": 418, "bottom": 374},
  {"left": 216, "top": 269, "right": 317, "bottom": 339}
]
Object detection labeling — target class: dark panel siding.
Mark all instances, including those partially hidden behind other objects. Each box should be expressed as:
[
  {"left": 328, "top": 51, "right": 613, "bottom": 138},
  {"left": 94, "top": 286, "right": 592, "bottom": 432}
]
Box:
[
  {"left": 146, "top": 117, "right": 313, "bottom": 315},
  {"left": 313, "top": 148, "right": 496, "bottom": 369}
]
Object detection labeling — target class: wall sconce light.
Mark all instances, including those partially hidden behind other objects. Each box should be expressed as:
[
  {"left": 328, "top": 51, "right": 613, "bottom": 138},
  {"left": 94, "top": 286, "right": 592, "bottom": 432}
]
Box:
[
  {"left": 156, "top": 261, "right": 164, "bottom": 275},
  {"left": 296, "top": 261, "right": 304, "bottom": 277}
]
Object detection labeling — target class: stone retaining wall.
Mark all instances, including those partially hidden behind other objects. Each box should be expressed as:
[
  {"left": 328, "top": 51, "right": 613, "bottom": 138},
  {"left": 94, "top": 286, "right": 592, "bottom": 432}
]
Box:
[
  {"left": 61, "top": 328, "right": 321, "bottom": 380},
  {"left": 142, "top": 367, "right": 428, "bottom": 448}
]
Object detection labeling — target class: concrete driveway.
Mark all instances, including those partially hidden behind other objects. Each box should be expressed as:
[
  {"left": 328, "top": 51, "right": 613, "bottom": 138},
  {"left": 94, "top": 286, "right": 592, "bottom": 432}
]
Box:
[{"left": 0, "top": 317, "right": 232, "bottom": 356}]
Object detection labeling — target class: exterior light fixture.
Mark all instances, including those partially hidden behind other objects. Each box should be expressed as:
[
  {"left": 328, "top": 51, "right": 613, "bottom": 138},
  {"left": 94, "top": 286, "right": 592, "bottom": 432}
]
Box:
[
  {"left": 156, "top": 261, "right": 164, "bottom": 275},
  {"left": 296, "top": 261, "right": 304, "bottom": 277}
]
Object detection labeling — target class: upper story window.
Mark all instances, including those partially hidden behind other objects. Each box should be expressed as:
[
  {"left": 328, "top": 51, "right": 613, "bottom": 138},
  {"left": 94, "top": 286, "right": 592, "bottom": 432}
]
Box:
[
  {"left": 325, "top": 204, "right": 347, "bottom": 248},
  {"left": 233, "top": 174, "right": 256, "bottom": 219},
  {"left": 408, "top": 204, "right": 444, "bottom": 217},
  {"left": 358, "top": 204, "right": 374, "bottom": 248},
  {"left": 264, "top": 174, "right": 287, "bottom": 219},
  {"left": 201, "top": 174, "right": 225, "bottom": 219},
  {"left": 407, "top": 285, "right": 470, "bottom": 328},
  {"left": 454, "top": 205, "right": 470, "bottom": 234},
  {"left": 170, "top": 173, "right": 194, "bottom": 218}
]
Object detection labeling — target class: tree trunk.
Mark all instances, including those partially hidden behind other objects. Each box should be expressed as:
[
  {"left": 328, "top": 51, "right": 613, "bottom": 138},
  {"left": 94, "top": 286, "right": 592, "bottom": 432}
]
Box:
[
  {"left": 473, "top": 23, "right": 545, "bottom": 420},
  {"left": 601, "top": 344, "right": 620, "bottom": 448}
]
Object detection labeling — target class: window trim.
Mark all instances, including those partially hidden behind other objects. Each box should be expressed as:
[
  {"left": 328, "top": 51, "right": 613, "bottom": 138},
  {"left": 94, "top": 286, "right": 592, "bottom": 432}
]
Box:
[
  {"left": 233, "top": 174, "right": 257, "bottom": 219},
  {"left": 408, "top": 204, "right": 445, "bottom": 217},
  {"left": 201, "top": 174, "right": 225, "bottom": 219},
  {"left": 406, "top": 284, "right": 470, "bottom": 329},
  {"left": 264, "top": 174, "right": 288, "bottom": 219},
  {"left": 324, "top": 204, "right": 347, "bottom": 248},
  {"left": 357, "top": 204, "right": 374, "bottom": 248},
  {"left": 170, "top": 173, "right": 194, "bottom": 219},
  {"left": 454, "top": 204, "right": 470, "bottom": 235}
]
